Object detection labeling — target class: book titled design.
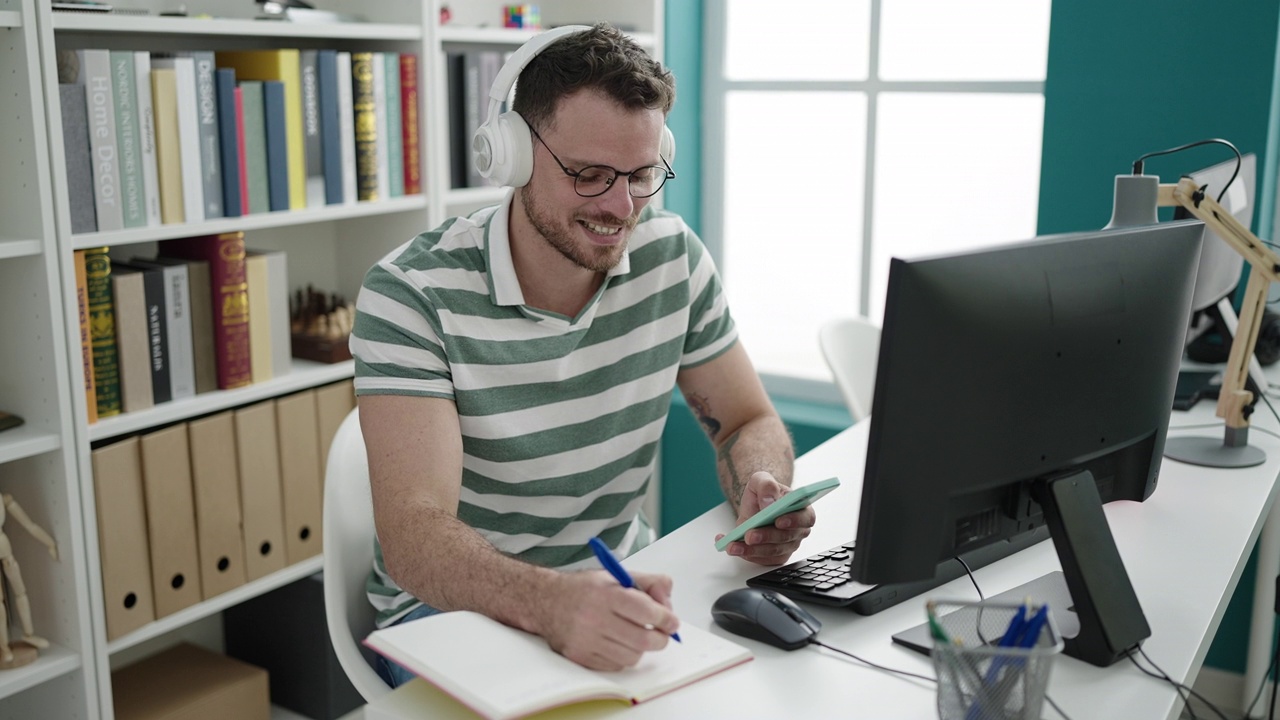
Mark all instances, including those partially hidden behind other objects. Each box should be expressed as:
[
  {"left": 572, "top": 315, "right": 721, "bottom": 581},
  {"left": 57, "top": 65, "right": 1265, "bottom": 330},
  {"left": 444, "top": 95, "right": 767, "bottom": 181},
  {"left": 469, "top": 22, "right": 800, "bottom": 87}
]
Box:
[
  {"left": 364, "top": 611, "right": 752, "bottom": 720},
  {"left": 159, "top": 232, "right": 252, "bottom": 390}
]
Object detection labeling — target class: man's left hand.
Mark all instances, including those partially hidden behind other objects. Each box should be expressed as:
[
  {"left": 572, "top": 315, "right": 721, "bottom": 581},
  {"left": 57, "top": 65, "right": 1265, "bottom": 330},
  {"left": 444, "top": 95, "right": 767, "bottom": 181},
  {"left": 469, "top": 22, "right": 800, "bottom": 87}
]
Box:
[{"left": 715, "top": 471, "right": 814, "bottom": 565}]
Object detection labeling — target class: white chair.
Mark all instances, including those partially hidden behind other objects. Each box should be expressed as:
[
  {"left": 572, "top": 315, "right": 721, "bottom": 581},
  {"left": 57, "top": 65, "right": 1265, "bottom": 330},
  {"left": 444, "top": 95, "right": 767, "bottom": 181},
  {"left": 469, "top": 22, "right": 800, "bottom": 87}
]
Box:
[
  {"left": 818, "top": 317, "right": 881, "bottom": 422},
  {"left": 322, "top": 407, "right": 391, "bottom": 702}
]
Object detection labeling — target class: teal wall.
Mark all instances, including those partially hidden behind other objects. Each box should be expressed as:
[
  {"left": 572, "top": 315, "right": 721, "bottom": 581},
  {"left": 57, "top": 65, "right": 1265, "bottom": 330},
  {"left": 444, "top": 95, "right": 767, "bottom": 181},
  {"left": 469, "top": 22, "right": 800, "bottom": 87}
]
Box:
[
  {"left": 663, "top": 1, "right": 703, "bottom": 235},
  {"left": 1037, "top": 2, "right": 1280, "bottom": 675}
]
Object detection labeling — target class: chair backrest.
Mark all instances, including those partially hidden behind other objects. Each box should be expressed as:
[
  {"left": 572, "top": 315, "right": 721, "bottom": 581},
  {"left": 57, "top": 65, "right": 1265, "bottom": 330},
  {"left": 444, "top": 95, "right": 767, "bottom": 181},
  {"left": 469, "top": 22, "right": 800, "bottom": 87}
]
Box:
[
  {"left": 818, "top": 317, "right": 881, "bottom": 422},
  {"left": 322, "top": 407, "right": 391, "bottom": 702}
]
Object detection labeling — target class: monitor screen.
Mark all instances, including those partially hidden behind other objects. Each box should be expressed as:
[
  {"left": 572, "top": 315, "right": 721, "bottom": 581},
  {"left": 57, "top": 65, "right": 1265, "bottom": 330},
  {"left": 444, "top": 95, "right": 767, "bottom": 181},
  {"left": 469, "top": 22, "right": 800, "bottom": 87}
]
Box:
[{"left": 853, "top": 220, "right": 1204, "bottom": 665}]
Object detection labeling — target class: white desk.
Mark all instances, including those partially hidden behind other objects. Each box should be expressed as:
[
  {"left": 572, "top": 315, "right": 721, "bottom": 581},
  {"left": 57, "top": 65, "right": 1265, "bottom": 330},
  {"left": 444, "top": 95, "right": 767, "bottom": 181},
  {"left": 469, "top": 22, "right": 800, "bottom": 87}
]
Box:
[{"left": 367, "top": 397, "right": 1280, "bottom": 720}]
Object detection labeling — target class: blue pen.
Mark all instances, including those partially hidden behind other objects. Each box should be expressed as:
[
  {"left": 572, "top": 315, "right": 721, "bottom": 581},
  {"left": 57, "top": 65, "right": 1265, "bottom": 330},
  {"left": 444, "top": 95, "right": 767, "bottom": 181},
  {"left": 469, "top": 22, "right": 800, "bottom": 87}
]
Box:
[
  {"left": 1017, "top": 604, "right": 1050, "bottom": 649},
  {"left": 966, "top": 604, "right": 1029, "bottom": 720},
  {"left": 588, "top": 537, "right": 682, "bottom": 643}
]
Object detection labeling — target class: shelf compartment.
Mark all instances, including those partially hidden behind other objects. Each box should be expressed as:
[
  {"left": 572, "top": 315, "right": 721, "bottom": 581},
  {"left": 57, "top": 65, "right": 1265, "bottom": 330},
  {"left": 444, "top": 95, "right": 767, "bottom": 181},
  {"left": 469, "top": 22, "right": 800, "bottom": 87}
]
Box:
[
  {"left": 0, "top": 239, "right": 42, "bottom": 261},
  {"left": 51, "top": 13, "right": 421, "bottom": 41},
  {"left": 88, "top": 359, "right": 353, "bottom": 442},
  {"left": 70, "top": 195, "right": 427, "bottom": 250},
  {"left": 0, "top": 10, "right": 21, "bottom": 28},
  {"left": 0, "top": 643, "right": 81, "bottom": 702},
  {"left": 107, "top": 555, "right": 324, "bottom": 655},
  {"left": 0, "top": 426, "right": 61, "bottom": 465}
]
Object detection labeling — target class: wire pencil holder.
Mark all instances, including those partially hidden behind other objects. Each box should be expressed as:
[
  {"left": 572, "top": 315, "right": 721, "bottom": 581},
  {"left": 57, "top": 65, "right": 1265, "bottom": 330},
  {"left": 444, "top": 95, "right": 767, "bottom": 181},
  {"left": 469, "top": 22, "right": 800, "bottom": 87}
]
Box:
[{"left": 929, "top": 600, "right": 1063, "bottom": 720}]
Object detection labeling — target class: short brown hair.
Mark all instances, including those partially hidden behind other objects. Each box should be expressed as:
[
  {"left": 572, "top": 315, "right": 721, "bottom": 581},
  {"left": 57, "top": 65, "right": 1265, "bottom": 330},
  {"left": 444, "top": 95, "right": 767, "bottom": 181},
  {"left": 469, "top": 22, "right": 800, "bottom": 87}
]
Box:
[{"left": 513, "top": 23, "right": 676, "bottom": 132}]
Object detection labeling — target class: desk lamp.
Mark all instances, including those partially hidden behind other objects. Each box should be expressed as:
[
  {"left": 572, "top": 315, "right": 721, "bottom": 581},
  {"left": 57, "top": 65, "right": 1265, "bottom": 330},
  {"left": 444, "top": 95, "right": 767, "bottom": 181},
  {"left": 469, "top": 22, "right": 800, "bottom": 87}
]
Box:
[{"left": 1106, "top": 139, "right": 1275, "bottom": 467}]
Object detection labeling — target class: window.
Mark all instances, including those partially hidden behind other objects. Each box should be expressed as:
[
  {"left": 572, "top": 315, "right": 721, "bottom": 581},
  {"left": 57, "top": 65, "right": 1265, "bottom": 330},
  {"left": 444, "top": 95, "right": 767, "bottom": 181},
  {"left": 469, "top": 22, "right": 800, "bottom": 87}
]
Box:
[{"left": 704, "top": 0, "right": 1051, "bottom": 399}]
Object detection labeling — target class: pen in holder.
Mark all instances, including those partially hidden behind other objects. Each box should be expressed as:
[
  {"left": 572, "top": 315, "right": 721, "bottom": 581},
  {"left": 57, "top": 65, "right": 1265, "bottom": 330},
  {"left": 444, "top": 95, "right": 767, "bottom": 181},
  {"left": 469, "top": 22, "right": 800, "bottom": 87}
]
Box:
[{"left": 927, "top": 599, "right": 1063, "bottom": 720}]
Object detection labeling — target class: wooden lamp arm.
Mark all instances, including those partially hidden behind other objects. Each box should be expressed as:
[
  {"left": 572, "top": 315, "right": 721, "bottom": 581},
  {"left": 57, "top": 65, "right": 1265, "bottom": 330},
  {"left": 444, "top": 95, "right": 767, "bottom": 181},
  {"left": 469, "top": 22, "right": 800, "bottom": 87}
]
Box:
[{"left": 1158, "top": 178, "right": 1280, "bottom": 429}]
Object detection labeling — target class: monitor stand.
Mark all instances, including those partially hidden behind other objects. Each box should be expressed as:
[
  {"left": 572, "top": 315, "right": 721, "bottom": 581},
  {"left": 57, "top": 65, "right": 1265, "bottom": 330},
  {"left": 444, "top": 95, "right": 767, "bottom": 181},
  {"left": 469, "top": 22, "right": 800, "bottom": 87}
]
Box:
[{"left": 892, "top": 470, "right": 1150, "bottom": 667}]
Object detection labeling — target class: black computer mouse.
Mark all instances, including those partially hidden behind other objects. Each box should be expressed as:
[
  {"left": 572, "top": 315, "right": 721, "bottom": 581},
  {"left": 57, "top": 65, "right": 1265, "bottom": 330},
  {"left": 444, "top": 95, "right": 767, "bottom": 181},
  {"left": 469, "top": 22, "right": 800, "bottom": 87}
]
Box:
[{"left": 711, "top": 587, "right": 822, "bottom": 651}]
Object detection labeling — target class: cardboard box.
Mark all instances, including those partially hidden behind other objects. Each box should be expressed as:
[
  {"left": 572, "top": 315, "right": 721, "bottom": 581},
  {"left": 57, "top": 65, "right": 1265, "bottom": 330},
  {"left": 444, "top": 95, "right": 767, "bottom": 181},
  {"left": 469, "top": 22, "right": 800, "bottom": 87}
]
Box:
[
  {"left": 139, "top": 424, "right": 203, "bottom": 617},
  {"left": 113, "top": 642, "right": 269, "bottom": 720},
  {"left": 274, "top": 391, "right": 324, "bottom": 563},
  {"left": 234, "top": 401, "right": 288, "bottom": 580},
  {"left": 91, "top": 437, "right": 156, "bottom": 640},
  {"left": 187, "top": 412, "right": 248, "bottom": 597}
]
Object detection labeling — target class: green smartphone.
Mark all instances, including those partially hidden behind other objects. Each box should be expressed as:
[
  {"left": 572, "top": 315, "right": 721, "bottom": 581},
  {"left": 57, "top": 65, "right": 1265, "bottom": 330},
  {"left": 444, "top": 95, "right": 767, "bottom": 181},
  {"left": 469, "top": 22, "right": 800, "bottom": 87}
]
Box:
[{"left": 715, "top": 476, "right": 841, "bottom": 552}]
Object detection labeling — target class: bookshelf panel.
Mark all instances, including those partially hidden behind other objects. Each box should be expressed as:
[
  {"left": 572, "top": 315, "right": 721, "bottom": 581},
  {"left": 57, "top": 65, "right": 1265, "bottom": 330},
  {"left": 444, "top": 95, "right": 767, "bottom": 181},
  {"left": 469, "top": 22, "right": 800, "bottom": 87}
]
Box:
[
  {"left": 0, "top": 426, "right": 61, "bottom": 465},
  {"left": 52, "top": 14, "right": 422, "bottom": 42},
  {"left": 0, "top": 239, "right": 42, "bottom": 260},
  {"left": 0, "top": 643, "right": 80, "bottom": 702}
]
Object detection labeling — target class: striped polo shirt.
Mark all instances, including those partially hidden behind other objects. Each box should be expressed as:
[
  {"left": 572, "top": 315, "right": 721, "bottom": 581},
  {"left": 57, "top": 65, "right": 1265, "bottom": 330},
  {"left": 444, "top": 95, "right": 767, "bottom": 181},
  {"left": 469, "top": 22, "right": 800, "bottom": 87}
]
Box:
[{"left": 350, "top": 191, "right": 737, "bottom": 626}]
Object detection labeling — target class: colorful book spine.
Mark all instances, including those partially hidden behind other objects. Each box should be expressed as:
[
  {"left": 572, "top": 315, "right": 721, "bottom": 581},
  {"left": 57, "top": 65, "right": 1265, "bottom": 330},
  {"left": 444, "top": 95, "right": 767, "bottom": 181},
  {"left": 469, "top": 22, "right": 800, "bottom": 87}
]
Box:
[
  {"left": 85, "top": 247, "right": 121, "bottom": 417},
  {"left": 158, "top": 233, "right": 252, "bottom": 390},
  {"left": 262, "top": 80, "right": 290, "bottom": 212},
  {"left": 152, "top": 56, "right": 204, "bottom": 224},
  {"left": 384, "top": 52, "right": 403, "bottom": 198},
  {"left": 74, "top": 250, "right": 98, "bottom": 424},
  {"left": 215, "top": 49, "right": 305, "bottom": 210},
  {"left": 239, "top": 81, "right": 270, "bottom": 214},
  {"left": 110, "top": 51, "right": 145, "bottom": 228},
  {"left": 351, "top": 52, "right": 378, "bottom": 202},
  {"left": 400, "top": 53, "right": 420, "bottom": 196},
  {"left": 214, "top": 68, "right": 243, "bottom": 217},
  {"left": 317, "top": 49, "right": 343, "bottom": 205},
  {"left": 150, "top": 66, "right": 185, "bottom": 224},
  {"left": 235, "top": 87, "right": 249, "bottom": 214},
  {"left": 337, "top": 52, "right": 357, "bottom": 204}
]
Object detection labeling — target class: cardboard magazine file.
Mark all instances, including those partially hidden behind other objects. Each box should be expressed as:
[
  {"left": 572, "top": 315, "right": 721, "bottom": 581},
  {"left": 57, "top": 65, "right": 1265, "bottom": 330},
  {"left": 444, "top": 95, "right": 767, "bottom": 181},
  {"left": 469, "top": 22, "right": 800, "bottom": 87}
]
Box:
[
  {"left": 234, "top": 401, "right": 288, "bottom": 580},
  {"left": 90, "top": 438, "right": 156, "bottom": 640},
  {"left": 139, "top": 424, "right": 203, "bottom": 617},
  {"left": 187, "top": 411, "right": 248, "bottom": 597},
  {"left": 314, "top": 379, "right": 354, "bottom": 473},
  {"left": 273, "top": 391, "right": 323, "bottom": 563},
  {"left": 112, "top": 642, "right": 269, "bottom": 720}
]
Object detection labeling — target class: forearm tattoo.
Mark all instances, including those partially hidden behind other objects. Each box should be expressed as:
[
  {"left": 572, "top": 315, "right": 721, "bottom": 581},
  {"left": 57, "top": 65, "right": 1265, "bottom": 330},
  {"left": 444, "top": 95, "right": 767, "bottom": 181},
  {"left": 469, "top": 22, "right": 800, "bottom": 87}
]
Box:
[
  {"left": 687, "top": 392, "right": 722, "bottom": 438},
  {"left": 717, "top": 431, "right": 744, "bottom": 505}
]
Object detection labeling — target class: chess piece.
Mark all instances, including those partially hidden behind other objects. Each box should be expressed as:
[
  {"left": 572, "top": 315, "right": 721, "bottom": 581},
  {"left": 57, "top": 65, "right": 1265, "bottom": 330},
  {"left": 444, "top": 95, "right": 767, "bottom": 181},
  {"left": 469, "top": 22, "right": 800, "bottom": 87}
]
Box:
[{"left": 0, "top": 494, "right": 58, "bottom": 668}]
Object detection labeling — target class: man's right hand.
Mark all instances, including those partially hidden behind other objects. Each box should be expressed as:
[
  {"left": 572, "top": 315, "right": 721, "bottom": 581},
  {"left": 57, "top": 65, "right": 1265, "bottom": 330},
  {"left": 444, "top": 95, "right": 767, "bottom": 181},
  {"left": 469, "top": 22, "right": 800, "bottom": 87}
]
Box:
[{"left": 534, "top": 570, "right": 681, "bottom": 671}]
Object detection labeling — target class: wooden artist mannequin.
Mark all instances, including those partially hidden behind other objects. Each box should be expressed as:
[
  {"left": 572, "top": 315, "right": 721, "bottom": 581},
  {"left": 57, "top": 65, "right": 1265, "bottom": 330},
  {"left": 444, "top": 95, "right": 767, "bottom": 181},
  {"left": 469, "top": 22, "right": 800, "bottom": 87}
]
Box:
[{"left": 0, "top": 493, "right": 57, "bottom": 668}]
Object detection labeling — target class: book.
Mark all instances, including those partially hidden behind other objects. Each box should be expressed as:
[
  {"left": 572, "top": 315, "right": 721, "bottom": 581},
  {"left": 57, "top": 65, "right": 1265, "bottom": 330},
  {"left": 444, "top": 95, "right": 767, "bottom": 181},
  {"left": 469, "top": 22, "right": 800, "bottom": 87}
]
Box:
[
  {"left": 214, "top": 68, "right": 243, "bottom": 218},
  {"left": 152, "top": 56, "right": 204, "bottom": 224},
  {"left": 58, "top": 83, "right": 97, "bottom": 234},
  {"left": 299, "top": 49, "right": 325, "bottom": 207},
  {"left": 149, "top": 66, "right": 185, "bottom": 224},
  {"left": 364, "top": 612, "right": 752, "bottom": 720},
  {"left": 399, "top": 53, "right": 420, "bottom": 195},
  {"left": 74, "top": 250, "right": 98, "bottom": 424},
  {"left": 158, "top": 233, "right": 252, "bottom": 390},
  {"left": 109, "top": 51, "right": 145, "bottom": 228},
  {"left": 238, "top": 81, "right": 270, "bottom": 214},
  {"left": 183, "top": 259, "right": 218, "bottom": 394},
  {"left": 244, "top": 251, "right": 273, "bottom": 383},
  {"left": 336, "top": 52, "right": 356, "bottom": 205},
  {"left": 235, "top": 87, "right": 249, "bottom": 213},
  {"left": 316, "top": 49, "right": 343, "bottom": 205},
  {"left": 84, "top": 247, "right": 121, "bottom": 417},
  {"left": 262, "top": 250, "right": 291, "bottom": 379},
  {"left": 79, "top": 49, "right": 123, "bottom": 231},
  {"left": 262, "top": 80, "right": 290, "bottom": 212},
  {"left": 188, "top": 51, "right": 223, "bottom": 219},
  {"left": 131, "top": 257, "right": 195, "bottom": 400},
  {"left": 351, "top": 52, "right": 377, "bottom": 201},
  {"left": 111, "top": 262, "right": 154, "bottom": 412},
  {"left": 371, "top": 55, "right": 389, "bottom": 202},
  {"left": 383, "top": 52, "right": 403, "bottom": 198},
  {"left": 216, "top": 49, "right": 305, "bottom": 210},
  {"left": 445, "top": 53, "right": 466, "bottom": 189},
  {"left": 133, "top": 51, "right": 162, "bottom": 227},
  {"left": 133, "top": 262, "right": 172, "bottom": 405}
]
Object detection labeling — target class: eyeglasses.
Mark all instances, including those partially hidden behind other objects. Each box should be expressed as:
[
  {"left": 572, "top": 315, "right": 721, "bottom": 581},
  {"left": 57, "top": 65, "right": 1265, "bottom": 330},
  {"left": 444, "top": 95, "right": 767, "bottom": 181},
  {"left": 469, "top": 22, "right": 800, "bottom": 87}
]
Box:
[{"left": 530, "top": 127, "right": 675, "bottom": 199}]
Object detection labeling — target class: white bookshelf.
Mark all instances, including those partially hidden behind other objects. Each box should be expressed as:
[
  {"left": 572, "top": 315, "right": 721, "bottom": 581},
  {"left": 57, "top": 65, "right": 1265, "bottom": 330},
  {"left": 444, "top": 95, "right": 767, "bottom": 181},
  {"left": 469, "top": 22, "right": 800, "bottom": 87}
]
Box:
[{"left": 13, "top": 1, "right": 665, "bottom": 717}]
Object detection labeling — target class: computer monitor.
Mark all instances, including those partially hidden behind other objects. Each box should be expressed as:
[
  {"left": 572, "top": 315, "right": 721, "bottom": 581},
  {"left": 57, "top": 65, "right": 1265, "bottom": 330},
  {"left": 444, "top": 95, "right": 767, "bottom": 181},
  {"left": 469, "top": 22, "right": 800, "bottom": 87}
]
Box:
[{"left": 854, "top": 220, "right": 1205, "bottom": 667}]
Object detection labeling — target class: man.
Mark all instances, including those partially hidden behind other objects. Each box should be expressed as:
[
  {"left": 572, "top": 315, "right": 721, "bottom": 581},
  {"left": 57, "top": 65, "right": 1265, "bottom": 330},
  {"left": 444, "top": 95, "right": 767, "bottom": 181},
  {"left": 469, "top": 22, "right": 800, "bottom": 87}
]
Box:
[{"left": 351, "top": 23, "right": 814, "bottom": 687}]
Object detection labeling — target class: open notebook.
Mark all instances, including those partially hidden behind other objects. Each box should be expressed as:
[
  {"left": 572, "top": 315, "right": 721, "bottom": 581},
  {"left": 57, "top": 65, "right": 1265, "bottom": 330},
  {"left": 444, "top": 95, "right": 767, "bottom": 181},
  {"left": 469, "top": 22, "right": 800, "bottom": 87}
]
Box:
[{"left": 364, "top": 611, "right": 753, "bottom": 720}]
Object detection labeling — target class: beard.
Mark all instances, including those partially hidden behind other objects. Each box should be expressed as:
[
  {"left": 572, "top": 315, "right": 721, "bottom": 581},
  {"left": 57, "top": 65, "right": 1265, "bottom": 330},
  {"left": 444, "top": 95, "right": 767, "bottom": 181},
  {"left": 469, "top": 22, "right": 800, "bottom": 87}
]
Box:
[{"left": 520, "top": 182, "right": 638, "bottom": 273}]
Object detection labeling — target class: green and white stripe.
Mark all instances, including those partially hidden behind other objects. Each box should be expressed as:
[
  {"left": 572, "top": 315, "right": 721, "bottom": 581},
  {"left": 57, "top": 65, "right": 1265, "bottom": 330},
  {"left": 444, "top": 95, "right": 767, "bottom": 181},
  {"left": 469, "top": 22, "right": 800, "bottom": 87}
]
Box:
[{"left": 352, "top": 192, "right": 737, "bottom": 626}]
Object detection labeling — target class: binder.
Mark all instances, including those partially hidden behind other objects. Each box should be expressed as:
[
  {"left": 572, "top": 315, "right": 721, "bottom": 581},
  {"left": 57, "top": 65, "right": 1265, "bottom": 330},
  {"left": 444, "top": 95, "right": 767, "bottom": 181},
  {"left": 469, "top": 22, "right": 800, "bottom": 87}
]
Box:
[
  {"left": 315, "top": 379, "right": 355, "bottom": 476},
  {"left": 90, "top": 438, "right": 156, "bottom": 640},
  {"left": 234, "top": 401, "right": 288, "bottom": 579},
  {"left": 187, "top": 411, "right": 248, "bottom": 597},
  {"left": 275, "top": 391, "right": 324, "bottom": 563},
  {"left": 139, "top": 424, "right": 204, "bottom": 617}
]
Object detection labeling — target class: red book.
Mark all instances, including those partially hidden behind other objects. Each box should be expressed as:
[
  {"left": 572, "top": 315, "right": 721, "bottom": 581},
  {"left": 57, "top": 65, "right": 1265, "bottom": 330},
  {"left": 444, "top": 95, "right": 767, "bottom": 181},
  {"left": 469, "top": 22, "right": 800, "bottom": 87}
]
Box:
[
  {"left": 158, "top": 232, "right": 253, "bottom": 390},
  {"left": 235, "top": 87, "right": 250, "bottom": 213},
  {"left": 400, "top": 53, "right": 420, "bottom": 195}
]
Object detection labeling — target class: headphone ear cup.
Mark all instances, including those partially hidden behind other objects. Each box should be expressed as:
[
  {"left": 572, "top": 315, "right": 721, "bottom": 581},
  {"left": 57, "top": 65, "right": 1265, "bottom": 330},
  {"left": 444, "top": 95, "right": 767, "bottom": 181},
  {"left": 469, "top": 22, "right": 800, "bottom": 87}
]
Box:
[
  {"left": 474, "top": 111, "right": 535, "bottom": 187},
  {"left": 661, "top": 125, "right": 675, "bottom": 164}
]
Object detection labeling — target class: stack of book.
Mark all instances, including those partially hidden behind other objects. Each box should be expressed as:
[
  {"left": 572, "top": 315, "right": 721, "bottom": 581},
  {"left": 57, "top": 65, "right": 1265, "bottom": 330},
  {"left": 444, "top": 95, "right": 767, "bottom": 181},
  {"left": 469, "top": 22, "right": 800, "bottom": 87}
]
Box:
[{"left": 57, "top": 48, "right": 421, "bottom": 234}]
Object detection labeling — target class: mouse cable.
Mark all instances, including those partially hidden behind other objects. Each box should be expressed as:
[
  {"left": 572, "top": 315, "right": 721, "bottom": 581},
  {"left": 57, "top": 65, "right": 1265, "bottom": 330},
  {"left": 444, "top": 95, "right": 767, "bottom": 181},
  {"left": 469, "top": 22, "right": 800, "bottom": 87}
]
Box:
[
  {"left": 1125, "top": 647, "right": 1232, "bottom": 720},
  {"left": 807, "top": 638, "right": 936, "bottom": 684}
]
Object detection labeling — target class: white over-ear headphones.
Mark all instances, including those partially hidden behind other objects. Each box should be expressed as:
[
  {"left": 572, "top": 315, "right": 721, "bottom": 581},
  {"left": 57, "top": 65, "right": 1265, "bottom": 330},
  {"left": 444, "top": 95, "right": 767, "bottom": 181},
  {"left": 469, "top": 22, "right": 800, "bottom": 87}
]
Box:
[{"left": 471, "top": 25, "right": 676, "bottom": 188}]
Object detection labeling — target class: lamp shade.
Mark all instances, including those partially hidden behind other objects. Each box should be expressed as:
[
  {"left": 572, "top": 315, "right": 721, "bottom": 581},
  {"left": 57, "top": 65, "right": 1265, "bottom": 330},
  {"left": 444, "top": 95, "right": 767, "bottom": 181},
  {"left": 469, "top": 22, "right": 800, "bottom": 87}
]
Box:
[{"left": 1104, "top": 174, "right": 1160, "bottom": 229}]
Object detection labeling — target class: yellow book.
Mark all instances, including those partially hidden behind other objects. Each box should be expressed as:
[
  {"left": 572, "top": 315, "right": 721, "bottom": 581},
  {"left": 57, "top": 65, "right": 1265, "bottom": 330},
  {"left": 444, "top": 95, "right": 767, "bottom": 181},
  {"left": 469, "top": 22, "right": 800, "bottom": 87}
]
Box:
[
  {"left": 150, "top": 67, "right": 185, "bottom": 224},
  {"left": 215, "top": 50, "right": 305, "bottom": 210},
  {"left": 244, "top": 251, "right": 273, "bottom": 383}
]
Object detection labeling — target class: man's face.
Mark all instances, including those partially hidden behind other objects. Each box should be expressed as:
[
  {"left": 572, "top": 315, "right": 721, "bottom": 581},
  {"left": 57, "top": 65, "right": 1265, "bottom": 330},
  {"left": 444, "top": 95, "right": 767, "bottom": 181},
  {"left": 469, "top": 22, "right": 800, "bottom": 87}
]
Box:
[{"left": 519, "top": 90, "right": 666, "bottom": 273}]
